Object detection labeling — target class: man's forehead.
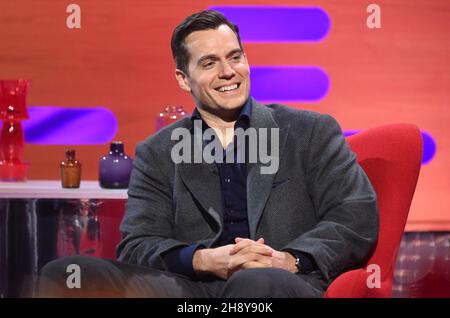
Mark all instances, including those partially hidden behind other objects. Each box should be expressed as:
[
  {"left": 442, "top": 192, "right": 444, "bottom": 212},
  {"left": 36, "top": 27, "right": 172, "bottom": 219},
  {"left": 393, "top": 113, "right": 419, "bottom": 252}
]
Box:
[{"left": 185, "top": 25, "right": 240, "bottom": 56}]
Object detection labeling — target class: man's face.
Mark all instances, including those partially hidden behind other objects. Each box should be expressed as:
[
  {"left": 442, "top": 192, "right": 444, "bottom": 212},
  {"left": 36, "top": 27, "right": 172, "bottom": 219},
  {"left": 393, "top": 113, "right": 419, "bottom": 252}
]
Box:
[{"left": 176, "top": 24, "right": 251, "bottom": 114}]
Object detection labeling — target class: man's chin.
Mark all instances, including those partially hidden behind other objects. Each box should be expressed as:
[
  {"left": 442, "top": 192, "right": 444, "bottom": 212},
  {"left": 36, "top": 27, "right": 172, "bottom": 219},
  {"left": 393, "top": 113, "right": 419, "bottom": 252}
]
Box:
[{"left": 217, "top": 96, "right": 247, "bottom": 110}]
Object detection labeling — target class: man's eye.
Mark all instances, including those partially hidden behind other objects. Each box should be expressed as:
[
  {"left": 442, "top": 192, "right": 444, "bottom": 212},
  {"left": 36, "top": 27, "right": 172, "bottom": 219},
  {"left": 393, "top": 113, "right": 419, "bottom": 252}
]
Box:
[
  {"left": 203, "top": 62, "right": 214, "bottom": 68},
  {"left": 231, "top": 55, "right": 241, "bottom": 61}
]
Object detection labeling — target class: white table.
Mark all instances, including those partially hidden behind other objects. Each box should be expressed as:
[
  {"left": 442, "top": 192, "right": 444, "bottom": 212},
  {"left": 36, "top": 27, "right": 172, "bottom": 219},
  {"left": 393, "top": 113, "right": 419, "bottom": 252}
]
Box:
[
  {"left": 0, "top": 180, "right": 128, "bottom": 199},
  {"left": 0, "top": 180, "right": 127, "bottom": 297}
]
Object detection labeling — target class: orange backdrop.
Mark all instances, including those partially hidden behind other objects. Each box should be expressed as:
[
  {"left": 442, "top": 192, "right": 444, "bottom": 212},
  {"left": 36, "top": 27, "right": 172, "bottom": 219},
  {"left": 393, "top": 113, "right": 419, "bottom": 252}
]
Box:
[{"left": 0, "top": 0, "right": 449, "bottom": 230}]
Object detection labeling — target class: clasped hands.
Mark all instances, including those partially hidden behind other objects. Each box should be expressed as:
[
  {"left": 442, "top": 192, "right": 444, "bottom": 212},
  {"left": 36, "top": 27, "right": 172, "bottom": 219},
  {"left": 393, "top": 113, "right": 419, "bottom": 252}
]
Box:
[{"left": 193, "top": 237, "right": 297, "bottom": 280}]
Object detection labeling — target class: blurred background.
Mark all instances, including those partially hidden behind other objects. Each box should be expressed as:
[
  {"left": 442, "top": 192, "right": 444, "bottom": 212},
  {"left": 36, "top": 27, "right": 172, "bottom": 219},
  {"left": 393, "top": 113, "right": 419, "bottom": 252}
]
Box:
[{"left": 0, "top": 0, "right": 449, "bottom": 297}]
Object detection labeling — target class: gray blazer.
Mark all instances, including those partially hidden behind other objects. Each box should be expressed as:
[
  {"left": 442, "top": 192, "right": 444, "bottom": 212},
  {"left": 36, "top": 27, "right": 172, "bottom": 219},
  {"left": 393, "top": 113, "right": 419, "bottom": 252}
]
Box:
[{"left": 117, "top": 99, "right": 378, "bottom": 289}]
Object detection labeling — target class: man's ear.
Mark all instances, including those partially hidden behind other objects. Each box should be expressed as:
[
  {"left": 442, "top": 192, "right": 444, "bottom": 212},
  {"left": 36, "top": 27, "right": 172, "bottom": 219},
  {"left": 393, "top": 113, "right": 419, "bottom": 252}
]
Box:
[{"left": 175, "top": 69, "right": 191, "bottom": 92}]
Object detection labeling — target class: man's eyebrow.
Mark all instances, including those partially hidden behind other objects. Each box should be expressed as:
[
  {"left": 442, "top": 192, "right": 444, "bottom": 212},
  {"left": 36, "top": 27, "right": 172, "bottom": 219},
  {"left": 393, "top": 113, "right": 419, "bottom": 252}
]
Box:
[
  {"left": 226, "top": 48, "right": 243, "bottom": 58},
  {"left": 197, "top": 54, "right": 218, "bottom": 65},
  {"left": 197, "top": 48, "right": 243, "bottom": 65}
]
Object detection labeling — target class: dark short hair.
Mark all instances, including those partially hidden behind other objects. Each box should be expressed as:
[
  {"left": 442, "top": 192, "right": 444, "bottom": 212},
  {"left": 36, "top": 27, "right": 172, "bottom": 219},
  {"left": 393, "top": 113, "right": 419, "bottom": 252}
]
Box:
[{"left": 171, "top": 10, "right": 243, "bottom": 74}]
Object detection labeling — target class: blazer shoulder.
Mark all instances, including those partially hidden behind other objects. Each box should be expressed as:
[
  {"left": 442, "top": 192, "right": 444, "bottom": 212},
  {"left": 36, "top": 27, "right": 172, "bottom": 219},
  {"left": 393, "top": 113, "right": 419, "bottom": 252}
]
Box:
[
  {"left": 264, "top": 103, "right": 325, "bottom": 126},
  {"left": 261, "top": 103, "right": 344, "bottom": 142}
]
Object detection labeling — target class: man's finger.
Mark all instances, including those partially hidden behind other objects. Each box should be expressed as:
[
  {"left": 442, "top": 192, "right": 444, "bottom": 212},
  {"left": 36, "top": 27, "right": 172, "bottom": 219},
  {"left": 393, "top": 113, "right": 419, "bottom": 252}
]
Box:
[
  {"left": 233, "top": 244, "right": 273, "bottom": 258},
  {"left": 230, "top": 238, "right": 265, "bottom": 255},
  {"left": 241, "top": 260, "right": 272, "bottom": 269},
  {"left": 230, "top": 239, "right": 255, "bottom": 255},
  {"left": 228, "top": 253, "right": 271, "bottom": 271}
]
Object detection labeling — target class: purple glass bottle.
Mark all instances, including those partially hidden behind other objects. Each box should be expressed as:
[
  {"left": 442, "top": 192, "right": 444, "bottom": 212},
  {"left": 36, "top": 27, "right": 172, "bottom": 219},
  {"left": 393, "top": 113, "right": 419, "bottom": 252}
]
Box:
[{"left": 99, "top": 141, "right": 133, "bottom": 189}]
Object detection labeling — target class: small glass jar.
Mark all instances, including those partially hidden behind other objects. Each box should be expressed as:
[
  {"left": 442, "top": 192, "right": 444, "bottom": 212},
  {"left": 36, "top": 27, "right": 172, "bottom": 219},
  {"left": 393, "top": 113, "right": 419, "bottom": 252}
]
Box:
[
  {"left": 60, "top": 149, "right": 81, "bottom": 188},
  {"left": 99, "top": 141, "right": 133, "bottom": 189},
  {"left": 155, "top": 105, "right": 187, "bottom": 131}
]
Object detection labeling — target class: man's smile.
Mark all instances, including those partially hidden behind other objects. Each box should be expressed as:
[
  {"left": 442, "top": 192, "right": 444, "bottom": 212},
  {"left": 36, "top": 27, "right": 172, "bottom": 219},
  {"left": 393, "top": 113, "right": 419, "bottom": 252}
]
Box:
[{"left": 214, "top": 82, "right": 242, "bottom": 94}]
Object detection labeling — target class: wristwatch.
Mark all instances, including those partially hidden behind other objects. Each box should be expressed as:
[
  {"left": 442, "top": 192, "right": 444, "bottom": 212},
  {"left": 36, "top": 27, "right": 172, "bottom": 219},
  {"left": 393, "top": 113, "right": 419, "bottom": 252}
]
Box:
[{"left": 294, "top": 257, "right": 302, "bottom": 273}]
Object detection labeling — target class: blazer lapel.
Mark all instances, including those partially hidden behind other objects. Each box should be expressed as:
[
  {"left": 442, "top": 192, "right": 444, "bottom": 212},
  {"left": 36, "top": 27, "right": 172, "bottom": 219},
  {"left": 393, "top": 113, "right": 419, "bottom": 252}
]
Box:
[
  {"left": 247, "top": 100, "right": 289, "bottom": 238},
  {"left": 177, "top": 99, "right": 289, "bottom": 241},
  {"left": 177, "top": 125, "right": 223, "bottom": 238}
]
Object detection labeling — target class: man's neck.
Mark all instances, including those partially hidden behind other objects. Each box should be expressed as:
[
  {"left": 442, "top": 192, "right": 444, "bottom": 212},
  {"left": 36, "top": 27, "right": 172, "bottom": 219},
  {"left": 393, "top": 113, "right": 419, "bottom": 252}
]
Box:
[
  {"left": 196, "top": 107, "right": 241, "bottom": 149},
  {"left": 196, "top": 107, "right": 239, "bottom": 130}
]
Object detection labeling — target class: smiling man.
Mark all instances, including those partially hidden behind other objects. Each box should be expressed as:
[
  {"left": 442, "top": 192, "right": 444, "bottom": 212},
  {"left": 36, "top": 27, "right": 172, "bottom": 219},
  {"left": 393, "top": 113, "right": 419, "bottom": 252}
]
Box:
[
  {"left": 175, "top": 25, "right": 249, "bottom": 120},
  {"left": 38, "top": 10, "right": 378, "bottom": 298}
]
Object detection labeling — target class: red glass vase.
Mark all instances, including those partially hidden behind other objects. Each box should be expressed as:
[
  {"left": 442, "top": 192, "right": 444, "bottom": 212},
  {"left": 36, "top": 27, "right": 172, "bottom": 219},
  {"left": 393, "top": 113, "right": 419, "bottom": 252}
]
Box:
[
  {"left": 155, "top": 106, "right": 187, "bottom": 131},
  {"left": 0, "top": 79, "right": 30, "bottom": 181}
]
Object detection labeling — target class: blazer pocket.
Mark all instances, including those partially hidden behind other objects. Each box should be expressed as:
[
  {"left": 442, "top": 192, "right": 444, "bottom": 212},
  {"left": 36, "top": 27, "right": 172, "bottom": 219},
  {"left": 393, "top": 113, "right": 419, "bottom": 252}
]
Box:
[{"left": 272, "top": 178, "right": 290, "bottom": 189}]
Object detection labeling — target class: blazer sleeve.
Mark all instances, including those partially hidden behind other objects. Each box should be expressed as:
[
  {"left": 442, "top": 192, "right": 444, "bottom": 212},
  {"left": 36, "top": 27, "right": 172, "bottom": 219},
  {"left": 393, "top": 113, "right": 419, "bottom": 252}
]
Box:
[
  {"left": 282, "top": 114, "right": 379, "bottom": 282},
  {"left": 116, "top": 141, "right": 187, "bottom": 271}
]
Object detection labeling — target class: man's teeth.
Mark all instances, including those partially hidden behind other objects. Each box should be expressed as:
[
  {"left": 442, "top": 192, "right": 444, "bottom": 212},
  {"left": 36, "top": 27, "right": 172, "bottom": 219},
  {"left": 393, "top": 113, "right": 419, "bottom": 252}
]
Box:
[{"left": 218, "top": 84, "right": 238, "bottom": 92}]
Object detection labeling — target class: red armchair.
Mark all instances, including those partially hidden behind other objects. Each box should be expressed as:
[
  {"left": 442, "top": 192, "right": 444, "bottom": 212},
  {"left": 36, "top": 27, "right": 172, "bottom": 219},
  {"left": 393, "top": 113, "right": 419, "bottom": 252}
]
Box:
[{"left": 323, "top": 124, "right": 423, "bottom": 298}]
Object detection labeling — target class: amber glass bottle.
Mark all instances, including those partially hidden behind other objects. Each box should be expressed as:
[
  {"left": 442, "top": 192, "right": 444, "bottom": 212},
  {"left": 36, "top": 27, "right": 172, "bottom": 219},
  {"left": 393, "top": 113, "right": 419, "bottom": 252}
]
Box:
[{"left": 60, "top": 149, "right": 81, "bottom": 188}]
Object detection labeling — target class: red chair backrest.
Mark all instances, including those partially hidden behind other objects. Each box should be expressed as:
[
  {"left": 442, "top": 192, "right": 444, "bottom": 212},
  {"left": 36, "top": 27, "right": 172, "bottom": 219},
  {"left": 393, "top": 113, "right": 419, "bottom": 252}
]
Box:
[{"left": 324, "top": 124, "right": 423, "bottom": 297}]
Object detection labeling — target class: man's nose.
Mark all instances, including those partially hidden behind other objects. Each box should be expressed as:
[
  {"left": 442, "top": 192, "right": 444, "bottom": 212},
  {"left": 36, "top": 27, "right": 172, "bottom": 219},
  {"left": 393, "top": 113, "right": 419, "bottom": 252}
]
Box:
[{"left": 218, "top": 61, "right": 236, "bottom": 78}]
